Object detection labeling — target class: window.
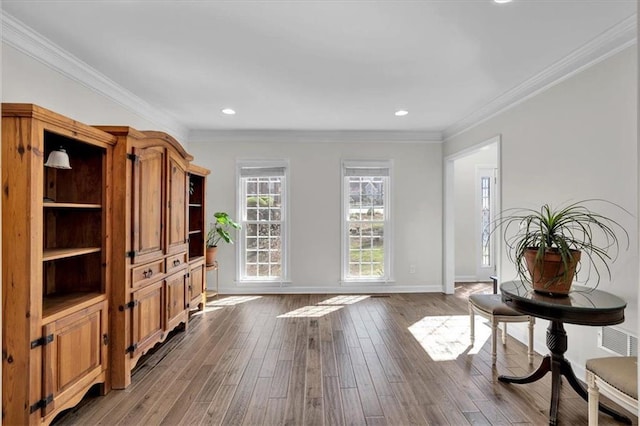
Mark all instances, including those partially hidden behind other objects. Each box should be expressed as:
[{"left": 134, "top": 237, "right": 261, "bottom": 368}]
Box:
[
  {"left": 237, "top": 161, "right": 288, "bottom": 282},
  {"left": 476, "top": 165, "right": 496, "bottom": 279},
  {"left": 481, "top": 175, "right": 491, "bottom": 267},
  {"left": 342, "top": 161, "right": 392, "bottom": 281}
]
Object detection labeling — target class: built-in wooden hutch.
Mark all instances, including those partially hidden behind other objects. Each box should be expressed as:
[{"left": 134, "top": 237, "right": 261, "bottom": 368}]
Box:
[{"left": 2, "top": 104, "right": 210, "bottom": 424}]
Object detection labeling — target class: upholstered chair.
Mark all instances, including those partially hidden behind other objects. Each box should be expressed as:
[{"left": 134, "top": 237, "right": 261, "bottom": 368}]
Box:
[{"left": 585, "top": 356, "right": 637, "bottom": 426}]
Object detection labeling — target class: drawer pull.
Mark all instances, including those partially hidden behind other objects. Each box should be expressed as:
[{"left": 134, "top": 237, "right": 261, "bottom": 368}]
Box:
[
  {"left": 173, "top": 259, "right": 181, "bottom": 267},
  {"left": 142, "top": 269, "right": 154, "bottom": 278}
]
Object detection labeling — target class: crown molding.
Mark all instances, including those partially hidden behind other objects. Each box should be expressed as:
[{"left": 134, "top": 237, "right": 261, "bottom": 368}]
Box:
[
  {"left": 1, "top": 11, "right": 188, "bottom": 141},
  {"left": 188, "top": 129, "right": 443, "bottom": 144},
  {"left": 3, "top": 9, "right": 634, "bottom": 144},
  {"left": 443, "top": 13, "right": 638, "bottom": 141}
]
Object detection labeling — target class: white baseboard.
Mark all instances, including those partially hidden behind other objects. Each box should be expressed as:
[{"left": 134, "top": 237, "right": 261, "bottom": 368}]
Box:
[
  {"left": 455, "top": 275, "right": 479, "bottom": 282},
  {"left": 208, "top": 284, "right": 443, "bottom": 294}
]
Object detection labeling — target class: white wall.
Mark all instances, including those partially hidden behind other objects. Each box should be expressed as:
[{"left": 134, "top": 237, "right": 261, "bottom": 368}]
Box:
[
  {"left": 2, "top": 40, "right": 445, "bottom": 296},
  {"left": 188, "top": 139, "right": 443, "bottom": 294},
  {"left": 454, "top": 146, "right": 497, "bottom": 281},
  {"left": 1, "top": 43, "right": 185, "bottom": 145},
  {"left": 445, "top": 46, "right": 638, "bottom": 373}
]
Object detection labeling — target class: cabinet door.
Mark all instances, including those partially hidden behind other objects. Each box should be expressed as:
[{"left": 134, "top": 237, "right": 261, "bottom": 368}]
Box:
[
  {"left": 189, "top": 261, "right": 205, "bottom": 310},
  {"left": 166, "top": 152, "right": 188, "bottom": 255},
  {"left": 131, "top": 281, "right": 165, "bottom": 358},
  {"left": 42, "top": 301, "right": 108, "bottom": 417},
  {"left": 131, "top": 145, "right": 165, "bottom": 264},
  {"left": 166, "top": 271, "right": 187, "bottom": 331}
]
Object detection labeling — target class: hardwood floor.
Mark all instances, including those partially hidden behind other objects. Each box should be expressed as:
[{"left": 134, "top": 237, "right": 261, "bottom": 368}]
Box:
[{"left": 54, "top": 284, "right": 637, "bottom": 425}]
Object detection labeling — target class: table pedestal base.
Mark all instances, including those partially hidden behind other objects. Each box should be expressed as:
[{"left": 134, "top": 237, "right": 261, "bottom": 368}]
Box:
[{"left": 498, "top": 321, "right": 631, "bottom": 426}]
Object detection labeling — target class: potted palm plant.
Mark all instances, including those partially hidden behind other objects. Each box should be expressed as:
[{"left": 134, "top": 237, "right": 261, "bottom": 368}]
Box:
[
  {"left": 494, "top": 199, "right": 629, "bottom": 296},
  {"left": 206, "top": 212, "right": 241, "bottom": 266}
]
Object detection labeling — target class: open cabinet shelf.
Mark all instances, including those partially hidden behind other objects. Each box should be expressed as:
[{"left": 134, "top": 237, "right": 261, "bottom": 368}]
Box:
[{"left": 2, "top": 103, "right": 114, "bottom": 425}]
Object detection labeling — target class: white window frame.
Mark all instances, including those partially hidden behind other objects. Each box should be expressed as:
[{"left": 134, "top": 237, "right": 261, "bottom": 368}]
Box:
[
  {"left": 341, "top": 160, "right": 393, "bottom": 284},
  {"left": 236, "top": 159, "right": 290, "bottom": 285}
]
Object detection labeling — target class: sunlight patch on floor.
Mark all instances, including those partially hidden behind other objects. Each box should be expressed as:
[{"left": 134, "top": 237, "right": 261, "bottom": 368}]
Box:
[
  {"left": 190, "top": 306, "right": 225, "bottom": 316},
  {"left": 208, "top": 295, "right": 262, "bottom": 306},
  {"left": 408, "top": 315, "right": 491, "bottom": 361},
  {"left": 318, "top": 295, "right": 370, "bottom": 305},
  {"left": 277, "top": 305, "right": 343, "bottom": 318}
]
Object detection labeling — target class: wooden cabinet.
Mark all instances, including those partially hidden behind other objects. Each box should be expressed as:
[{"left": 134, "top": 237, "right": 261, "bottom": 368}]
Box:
[
  {"left": 187, "top": 164, "right": 210, "bottom": 310},
  {"left": 2, "top": 105, "right": 209, "bottom": 419},
  {"left": 189, "top": 260, "right": 206, "bottom": 311},
  {"left": 167, "top": 151, "right": 189, "bottom": 255},
  {"left": 130, "top": 281, "right": 165, "bottom": 358},
  {"left": 42, "top": 301, "right": 108, "bottom": 418},
  {"left": 130, "top": 145, "right": 165, "bottom": 265},
  {"left": 166, "top": 270, "right": 188, "bottom": 331},
  {"left": 2, "top": 104, "right": 114, "bottom": 425},
  {"left": 99, "top": 127, "right": 195, "bottom": 389}
]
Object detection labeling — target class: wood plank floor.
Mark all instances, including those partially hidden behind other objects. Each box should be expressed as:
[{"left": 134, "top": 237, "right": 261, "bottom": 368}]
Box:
[{"left": 54, "top": 284, "right": 637, "bottom": 425}]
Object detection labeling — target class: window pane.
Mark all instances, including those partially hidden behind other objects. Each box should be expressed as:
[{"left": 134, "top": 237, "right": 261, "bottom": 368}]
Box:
[
  {"left": 240, "top": 172, "right": 285, "bottom": 281},
  {"left": 247, "top": 237, "right": 257, "bottom": 249},
  {"left": 246, "top": 264, "right": 257, "bottom": 276},
  {"left": 344, "top": 165, "right": 389, "bottom": 280},
  {"left": 481, "top": 176, "right": 491, "bottom": 267}
]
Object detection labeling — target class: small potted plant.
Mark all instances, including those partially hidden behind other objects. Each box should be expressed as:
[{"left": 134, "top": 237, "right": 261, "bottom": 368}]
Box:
[
  {"left": 206, "top": 212, "right": 241, "bottom": 266},
  {"left": 493, "top": 199, "right": 629, "bottom": 295}
]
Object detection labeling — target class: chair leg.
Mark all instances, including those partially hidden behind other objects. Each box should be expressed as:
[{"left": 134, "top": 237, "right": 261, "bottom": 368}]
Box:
[
  {"left": 527, "top": 318, "right": 534, "bottom": 365},
  {"left": 501, "top": 323, "right": 507, "bottom": 345},
  {"left": 469, "top": 303, "right": 475, "bottom": 345},
  {"left": 587, "top": 370, "right": 599, "bottom": 426},
  {"left": 491, "top": 318, "right": 498, "bottom": 365}
]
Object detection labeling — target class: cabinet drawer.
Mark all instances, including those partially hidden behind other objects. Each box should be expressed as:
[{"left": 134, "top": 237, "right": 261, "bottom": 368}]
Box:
[
  {"left": 166, "top": 252, "right": 187, "bottom": 273},
  {"left": 131, "top": 260, "right": 164, "bottom": 288}
]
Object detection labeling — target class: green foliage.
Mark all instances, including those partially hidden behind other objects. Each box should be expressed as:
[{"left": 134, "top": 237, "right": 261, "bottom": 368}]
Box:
[
  {"left": 492, "top": 199, "right": 629, "bottom": 288},
  {"left": 246, "top": 196, "right": 274, "bottom": 207},
  {"left": 206, "top": 212, "right": 241, "bottom": 248}
]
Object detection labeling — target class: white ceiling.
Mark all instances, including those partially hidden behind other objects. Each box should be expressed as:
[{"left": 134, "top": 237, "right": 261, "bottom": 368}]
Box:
[{"left": 2, "top": 1, "right": 637, "bottom": 140}]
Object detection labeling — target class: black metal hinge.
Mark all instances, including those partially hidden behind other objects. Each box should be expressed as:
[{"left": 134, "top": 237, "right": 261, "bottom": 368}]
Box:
[
  {"left": 119, "top": 300, "right": 138, "bottom": 311},
  {"left": 30, "top": 334, "right": 54, "bottom": 349},
  {"left": 127, "top": 153, "right": 139, "bottom": 162},
  {"left": 126, "top": 250, "right": 136, "bottom": 259},
  {"left": 126, "top": 343, "right": 138, "bottom": 354},
  {"left": 29, "top": 394, "right": 53, "bottom": 413}
]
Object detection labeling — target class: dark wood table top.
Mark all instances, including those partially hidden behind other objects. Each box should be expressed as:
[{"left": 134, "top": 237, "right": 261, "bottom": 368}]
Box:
[{"left": 500, "top": 280, "right": 626, "bottom": 326}]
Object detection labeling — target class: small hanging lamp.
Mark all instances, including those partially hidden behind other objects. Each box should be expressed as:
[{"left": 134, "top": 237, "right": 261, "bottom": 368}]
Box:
[{"left": 44, "top": 147, "right": 71, "bottom": 169}]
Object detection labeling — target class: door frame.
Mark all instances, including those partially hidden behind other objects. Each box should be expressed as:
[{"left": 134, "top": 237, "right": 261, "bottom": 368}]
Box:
[{"left": 443, "top": 135, "right": 501, "bottom": 294}]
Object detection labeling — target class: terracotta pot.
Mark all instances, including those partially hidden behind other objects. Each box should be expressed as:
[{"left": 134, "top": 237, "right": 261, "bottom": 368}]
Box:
[
  {"left": 524, "top": 248, "right": 581, "bottom": 296},
  {"left": 206, "top": 246, "right": 218, "bottom": 266}
]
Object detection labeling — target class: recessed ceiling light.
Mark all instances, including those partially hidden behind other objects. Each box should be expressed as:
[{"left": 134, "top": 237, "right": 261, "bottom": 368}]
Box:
[
  {"left": 395, "top": 110, "right": 409, "bottom": 117},
  {"left": 494, "top": 0, "right": 512, "bottom": 3},
  {"left": 221, "top": 108, "right": 236, "bottom": 115}
]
